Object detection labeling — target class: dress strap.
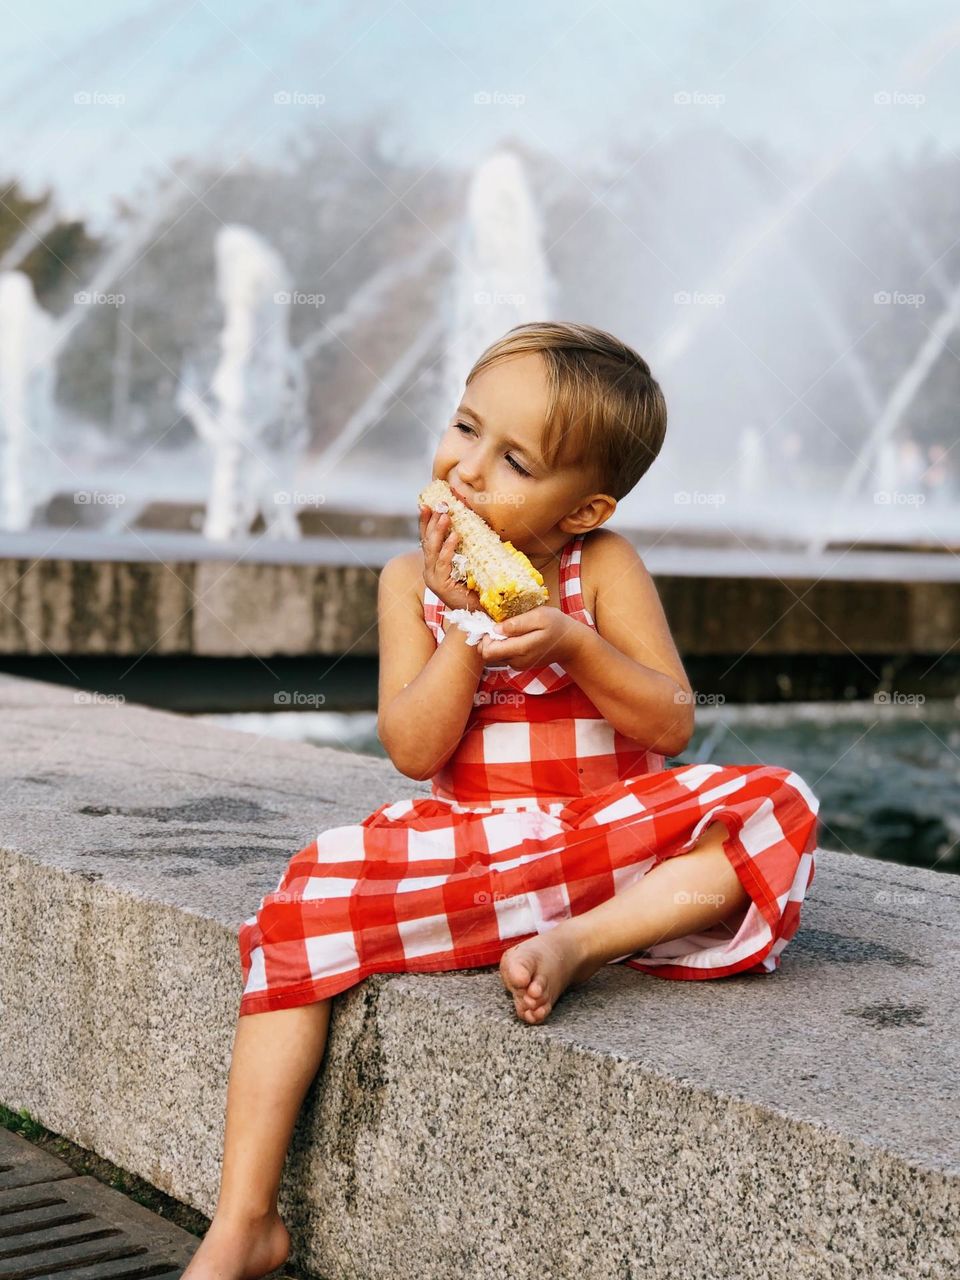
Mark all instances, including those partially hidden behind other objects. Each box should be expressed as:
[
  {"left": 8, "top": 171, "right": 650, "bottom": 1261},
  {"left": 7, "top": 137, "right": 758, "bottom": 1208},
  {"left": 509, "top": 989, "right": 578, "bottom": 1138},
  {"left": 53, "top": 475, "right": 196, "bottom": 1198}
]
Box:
[{"left": 558, "top": 534, "right": 596, "bottom": 627}]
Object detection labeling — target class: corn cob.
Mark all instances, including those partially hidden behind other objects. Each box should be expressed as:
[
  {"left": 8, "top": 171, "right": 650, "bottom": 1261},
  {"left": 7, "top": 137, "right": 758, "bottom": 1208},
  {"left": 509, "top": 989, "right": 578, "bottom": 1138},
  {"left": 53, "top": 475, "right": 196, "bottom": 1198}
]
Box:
[{"left": 418, "top": 478, "right": 548, "bottom": 621}]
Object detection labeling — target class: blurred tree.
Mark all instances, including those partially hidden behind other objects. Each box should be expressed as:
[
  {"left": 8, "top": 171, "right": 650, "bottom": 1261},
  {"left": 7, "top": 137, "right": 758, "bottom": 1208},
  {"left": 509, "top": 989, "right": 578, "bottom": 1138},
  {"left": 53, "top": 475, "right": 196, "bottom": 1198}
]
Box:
[{"left": 0, "top": 179, "right": 101, "bottom": 311}]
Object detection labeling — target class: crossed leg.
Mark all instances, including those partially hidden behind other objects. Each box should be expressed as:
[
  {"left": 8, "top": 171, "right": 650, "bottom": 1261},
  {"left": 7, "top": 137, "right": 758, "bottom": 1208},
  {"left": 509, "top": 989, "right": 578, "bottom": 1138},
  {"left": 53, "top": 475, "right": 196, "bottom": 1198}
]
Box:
[{"left": 499, "top": 821, "right": 749, "bottom": 1023}]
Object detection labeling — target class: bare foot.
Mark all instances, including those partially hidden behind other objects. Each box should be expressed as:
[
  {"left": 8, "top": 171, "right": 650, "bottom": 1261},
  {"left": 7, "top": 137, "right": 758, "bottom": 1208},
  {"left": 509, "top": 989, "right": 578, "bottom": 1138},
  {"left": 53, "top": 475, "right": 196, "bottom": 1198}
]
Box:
[
  {"left": 180, "top": 1208, "right": 290, "bottom": 1280},
  {"left": 499, "top": 924, "right": 597, "bottom": 1024}
]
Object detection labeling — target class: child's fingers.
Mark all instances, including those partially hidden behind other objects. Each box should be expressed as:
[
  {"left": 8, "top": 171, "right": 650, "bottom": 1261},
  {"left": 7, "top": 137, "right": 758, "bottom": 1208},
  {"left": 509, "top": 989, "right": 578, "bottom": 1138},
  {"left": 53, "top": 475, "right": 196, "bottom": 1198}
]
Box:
[
  {"left": 437, "top": 525, "right": 457, "bottom": 561},
  {"left": 437, "top": 545, "right": 453, "bottom": 571},
  {"left": 420, "top": 514, "right": 460, "bottom": 595},
  {"left": 422, "top": 508, "right": 444, "bottom": 550},
  {"left": 433, "top": 516, "right": 456, "bottom": 559}
]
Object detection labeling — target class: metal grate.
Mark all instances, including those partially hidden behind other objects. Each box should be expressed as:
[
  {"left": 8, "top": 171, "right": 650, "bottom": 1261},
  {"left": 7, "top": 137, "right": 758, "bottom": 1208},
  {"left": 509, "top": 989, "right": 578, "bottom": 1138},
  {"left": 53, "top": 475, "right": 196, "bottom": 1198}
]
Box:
[{"left": 0, "top": 1127, "right": 199, "bottom": 1279}]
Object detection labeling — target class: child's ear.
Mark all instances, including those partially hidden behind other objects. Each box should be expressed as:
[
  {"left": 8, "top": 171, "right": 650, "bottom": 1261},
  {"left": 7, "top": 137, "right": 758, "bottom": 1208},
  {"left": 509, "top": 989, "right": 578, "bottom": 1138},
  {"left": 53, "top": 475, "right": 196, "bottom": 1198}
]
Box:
[{"left": 559, "top": 493, "right": 617, "bottom": 535}]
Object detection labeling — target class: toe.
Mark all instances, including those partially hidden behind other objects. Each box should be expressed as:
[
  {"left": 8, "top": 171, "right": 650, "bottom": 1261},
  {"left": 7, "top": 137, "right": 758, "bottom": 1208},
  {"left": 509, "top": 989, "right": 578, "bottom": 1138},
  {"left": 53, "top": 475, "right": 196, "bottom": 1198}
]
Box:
[
  {"left": 524, "top": 986, "right": 551, "bottom": 1017},
  {"left": 502, "top": 945, "right": 536, "bottom": 995}
]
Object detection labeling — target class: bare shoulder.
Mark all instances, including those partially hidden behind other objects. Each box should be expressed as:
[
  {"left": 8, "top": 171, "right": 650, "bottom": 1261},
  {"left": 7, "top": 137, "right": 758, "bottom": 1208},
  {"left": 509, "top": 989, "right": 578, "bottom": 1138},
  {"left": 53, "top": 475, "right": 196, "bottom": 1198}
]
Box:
[
  {"left": 377, "top": 549, "right": 429, "bottom": 632},
  {"left": 380, "top": 548, "right": 423, "bottom": 577},
  {"left": 378, "top": 549, "right": 424, "bottom": 595},
  {"left": 579, "top": 529, "right": 649, "bottom": 607},
  {"left": 582, "top": 527, "right": 646, "bottom": 564},
  {"left": 579, "top": 527, "right": 691, "bottom": 696}
]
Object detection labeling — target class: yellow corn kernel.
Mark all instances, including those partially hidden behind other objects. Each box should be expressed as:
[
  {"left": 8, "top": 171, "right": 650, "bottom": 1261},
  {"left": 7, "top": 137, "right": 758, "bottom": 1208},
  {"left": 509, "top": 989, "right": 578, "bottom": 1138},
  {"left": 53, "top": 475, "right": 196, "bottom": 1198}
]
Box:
[{"left": 418, "top": 478, "right": 548, "bottom": 621}]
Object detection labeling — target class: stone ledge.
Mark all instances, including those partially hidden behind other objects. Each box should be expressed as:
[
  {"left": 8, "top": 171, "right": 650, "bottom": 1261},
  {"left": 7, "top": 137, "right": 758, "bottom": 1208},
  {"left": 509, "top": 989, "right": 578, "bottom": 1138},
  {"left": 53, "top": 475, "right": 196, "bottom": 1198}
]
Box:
[
  {"left": 1, "top": 531, "right": 959, "bottom": 658},
  {"left": 0, "top": 673, "right": 957, "bottom": 1279}
]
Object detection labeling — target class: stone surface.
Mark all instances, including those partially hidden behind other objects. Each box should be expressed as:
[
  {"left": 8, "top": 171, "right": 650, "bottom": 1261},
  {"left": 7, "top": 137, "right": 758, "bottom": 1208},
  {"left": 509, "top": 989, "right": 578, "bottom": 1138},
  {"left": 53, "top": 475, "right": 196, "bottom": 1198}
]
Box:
[
  {"left": 0, "top": 672, "right": 957, "bottom": 1279},
  {"left": 1, "top": 530, "right": 958, "bottom": 659}
]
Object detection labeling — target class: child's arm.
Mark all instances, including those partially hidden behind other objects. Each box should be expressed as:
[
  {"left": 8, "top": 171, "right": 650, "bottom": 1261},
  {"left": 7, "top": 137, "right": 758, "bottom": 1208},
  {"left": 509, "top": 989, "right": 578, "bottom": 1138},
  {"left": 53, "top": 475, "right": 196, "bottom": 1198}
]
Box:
[
  {"left": 563, "top": 532, "right": 695, "bottom": 756},
  {"left": 376, "top": 552, "right": 486, "bottom": 781}
]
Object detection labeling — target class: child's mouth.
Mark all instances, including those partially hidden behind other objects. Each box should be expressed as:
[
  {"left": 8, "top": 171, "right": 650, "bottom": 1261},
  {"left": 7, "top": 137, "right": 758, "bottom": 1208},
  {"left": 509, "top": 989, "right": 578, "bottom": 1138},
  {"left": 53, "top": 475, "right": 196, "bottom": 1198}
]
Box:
[{"left": 450, "top": 484, "right": 477, "bottom": 510}]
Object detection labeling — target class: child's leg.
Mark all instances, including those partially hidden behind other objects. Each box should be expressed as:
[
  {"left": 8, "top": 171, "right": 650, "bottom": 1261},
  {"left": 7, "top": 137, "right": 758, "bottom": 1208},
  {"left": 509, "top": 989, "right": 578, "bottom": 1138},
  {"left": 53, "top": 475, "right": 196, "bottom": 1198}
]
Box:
[
  {"left": 501, "top": 822, "right": 748, "bottom": 1023},
  {"left": 181, "top": 997, "right": 332, "bottom": 1280},
  {"left": 217, "top": 998, "right": 333, "bottom": 1215}
]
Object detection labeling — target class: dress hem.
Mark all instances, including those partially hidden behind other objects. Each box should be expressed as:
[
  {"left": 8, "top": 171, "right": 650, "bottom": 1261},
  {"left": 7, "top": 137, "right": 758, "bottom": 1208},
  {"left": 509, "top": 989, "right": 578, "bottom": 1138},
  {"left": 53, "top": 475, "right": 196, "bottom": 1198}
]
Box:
[
  {"left": 623, "top": 800, "right": 797, "bottom": 980},
  {"left": 237, "top": 938, "right": 534, "bottom": 1015}
]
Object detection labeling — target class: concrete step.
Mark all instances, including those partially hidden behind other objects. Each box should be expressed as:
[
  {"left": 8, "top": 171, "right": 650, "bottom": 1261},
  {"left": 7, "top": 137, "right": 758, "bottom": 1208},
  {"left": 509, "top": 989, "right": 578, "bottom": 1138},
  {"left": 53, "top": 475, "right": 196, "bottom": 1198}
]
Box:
[{"left": 0, "top": 672, "right": 958, "bottom": 1279}]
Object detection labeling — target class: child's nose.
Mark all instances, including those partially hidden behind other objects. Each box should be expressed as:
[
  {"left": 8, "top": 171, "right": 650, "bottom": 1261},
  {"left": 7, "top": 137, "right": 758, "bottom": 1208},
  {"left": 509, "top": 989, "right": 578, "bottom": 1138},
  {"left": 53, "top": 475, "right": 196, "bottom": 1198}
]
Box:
[{"left": 457, "top": 451, "right": 483, "bottom": 488}]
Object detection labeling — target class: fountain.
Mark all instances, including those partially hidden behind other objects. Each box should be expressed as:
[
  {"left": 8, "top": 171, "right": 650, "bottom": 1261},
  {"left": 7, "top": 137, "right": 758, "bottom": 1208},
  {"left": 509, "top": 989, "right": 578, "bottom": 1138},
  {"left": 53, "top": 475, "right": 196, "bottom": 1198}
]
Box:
[
  {"left": 0, "top": 9, "right": 953, "bottom": 566},
  {"left": 872, "top": 439, "right": 901, "bottom": 498},
  {"left": 736, "top": 423, "right": 768, "bottom": 497},
  {"left": 441, "top": 149, "right": 557, "bottom": 445},
  {"left": 0, "top": 272, "right": 59, "bottom": 531},
  {"left": 177, "top": 224, "right": 308, "bottom": 541},
  {"left": 301, "top": 149, "right": 560, "bottom": 509},
  {"left": 808, "top": 270, "right": 960, "bottom": 554}
]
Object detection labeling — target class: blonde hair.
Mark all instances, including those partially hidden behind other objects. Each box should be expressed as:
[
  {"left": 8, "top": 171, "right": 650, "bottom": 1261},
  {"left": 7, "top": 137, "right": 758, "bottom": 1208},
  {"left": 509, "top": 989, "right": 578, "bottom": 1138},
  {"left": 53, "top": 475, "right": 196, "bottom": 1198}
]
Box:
[{"left": 465, "top": 321, "right": 667, "bottom": 501}]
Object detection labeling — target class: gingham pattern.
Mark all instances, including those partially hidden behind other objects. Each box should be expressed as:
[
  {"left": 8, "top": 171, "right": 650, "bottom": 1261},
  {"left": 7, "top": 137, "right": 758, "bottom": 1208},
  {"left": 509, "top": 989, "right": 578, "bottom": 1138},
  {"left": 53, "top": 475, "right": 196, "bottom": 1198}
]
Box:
[
  {"left": 427, "top": 534, "right": 666, "bottom": 805},
  {"left": 237, "top": 536, "right": 821, "bottom": 1015}
]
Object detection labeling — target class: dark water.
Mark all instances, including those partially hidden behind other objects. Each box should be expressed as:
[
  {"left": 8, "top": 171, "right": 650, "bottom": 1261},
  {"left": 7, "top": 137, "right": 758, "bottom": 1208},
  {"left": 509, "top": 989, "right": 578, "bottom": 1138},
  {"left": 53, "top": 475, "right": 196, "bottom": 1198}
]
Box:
[{"left": 199, "top": 699, "right": 960, "bottom": 875}]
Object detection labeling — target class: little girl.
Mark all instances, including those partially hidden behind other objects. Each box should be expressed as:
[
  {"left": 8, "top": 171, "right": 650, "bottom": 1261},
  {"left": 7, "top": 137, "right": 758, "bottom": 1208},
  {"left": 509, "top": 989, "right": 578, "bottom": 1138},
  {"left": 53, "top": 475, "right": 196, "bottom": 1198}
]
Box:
[{"left": 183, "top": 321, "right": 820, "bottom": 1279}]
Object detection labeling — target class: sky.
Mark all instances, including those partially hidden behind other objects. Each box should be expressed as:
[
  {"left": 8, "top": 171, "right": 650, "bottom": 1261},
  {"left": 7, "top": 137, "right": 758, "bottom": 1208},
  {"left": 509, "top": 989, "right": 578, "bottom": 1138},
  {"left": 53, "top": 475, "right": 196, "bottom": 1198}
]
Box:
[{"left": 3, "top": 0, "right": 960, "bottom": 233}]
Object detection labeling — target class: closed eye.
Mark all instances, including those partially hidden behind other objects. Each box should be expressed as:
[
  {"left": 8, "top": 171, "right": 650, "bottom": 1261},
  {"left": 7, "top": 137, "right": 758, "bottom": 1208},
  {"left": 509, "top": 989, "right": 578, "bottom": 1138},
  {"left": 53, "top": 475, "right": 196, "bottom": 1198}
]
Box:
[{"left": 454, "top": 422, "right": 530, "bottom": 477}]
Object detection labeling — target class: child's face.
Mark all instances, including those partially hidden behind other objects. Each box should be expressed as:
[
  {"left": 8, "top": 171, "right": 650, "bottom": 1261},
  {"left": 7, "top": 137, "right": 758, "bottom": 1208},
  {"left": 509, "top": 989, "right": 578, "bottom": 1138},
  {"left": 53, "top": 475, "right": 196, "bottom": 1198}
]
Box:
[{"left": 431, "top": 351, "right": 597, "bottom": 555}]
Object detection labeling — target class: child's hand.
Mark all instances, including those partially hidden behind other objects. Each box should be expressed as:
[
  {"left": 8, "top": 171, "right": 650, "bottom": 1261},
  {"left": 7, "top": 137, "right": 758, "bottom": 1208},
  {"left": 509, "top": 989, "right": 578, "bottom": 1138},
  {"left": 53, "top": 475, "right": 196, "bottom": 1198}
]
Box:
[
  {"left": 419, "top": 503, "right": 483, "bottom": 613},
  {"left": 477, "top": 606, "right": 583, "bottom": 670}
]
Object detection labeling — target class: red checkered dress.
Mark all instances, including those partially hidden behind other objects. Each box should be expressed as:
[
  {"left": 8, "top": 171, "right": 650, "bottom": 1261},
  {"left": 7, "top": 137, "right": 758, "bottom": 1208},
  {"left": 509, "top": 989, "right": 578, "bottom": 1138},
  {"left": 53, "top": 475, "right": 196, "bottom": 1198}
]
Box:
[{"left": 237, "top": 534, "right": 820, "bottom": 1015}]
